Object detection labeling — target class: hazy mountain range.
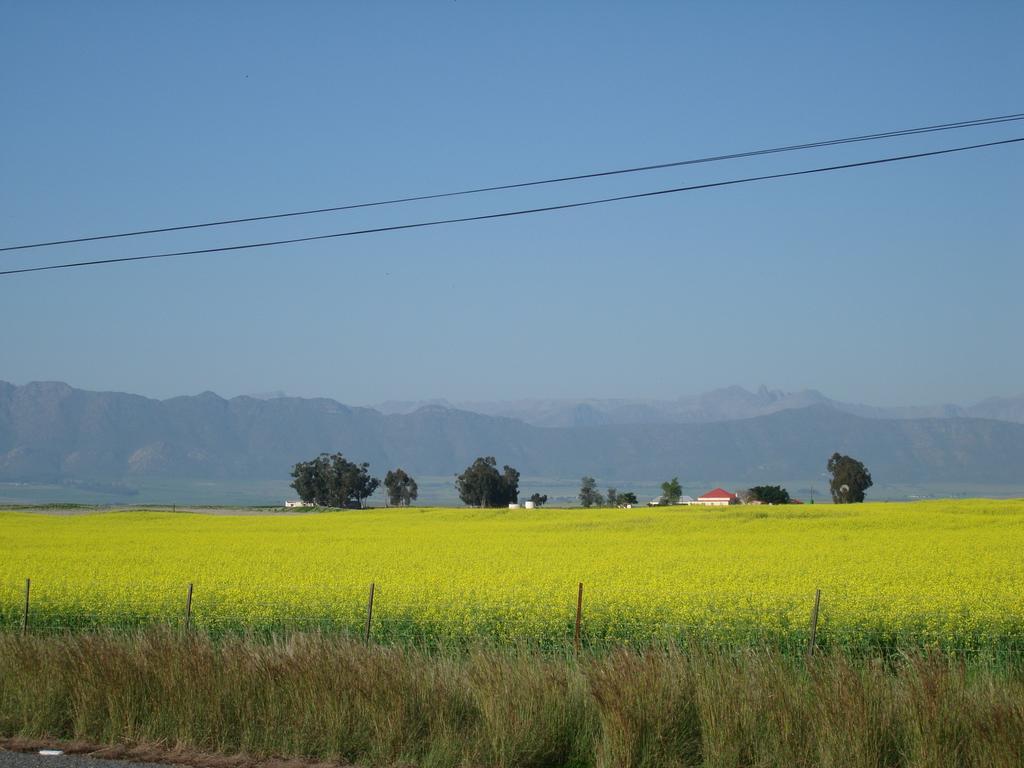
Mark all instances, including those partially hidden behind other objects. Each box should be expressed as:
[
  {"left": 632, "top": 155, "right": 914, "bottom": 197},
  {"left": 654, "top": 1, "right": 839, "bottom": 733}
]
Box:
[
  {"left": 374, "top": 386, "right": 1024, "bottom": 427},
  {"left": 3, "top": 381, "right": 1024, "bottom": 495}
]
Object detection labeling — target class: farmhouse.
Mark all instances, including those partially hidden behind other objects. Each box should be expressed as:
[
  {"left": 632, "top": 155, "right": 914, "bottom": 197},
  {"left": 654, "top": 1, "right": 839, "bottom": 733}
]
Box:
[
  {"left": 696, "top": 488, "right": 739, "bottom": 506},
  {"left": 284, "top": 500, "right": 314, "bottom": 508}
]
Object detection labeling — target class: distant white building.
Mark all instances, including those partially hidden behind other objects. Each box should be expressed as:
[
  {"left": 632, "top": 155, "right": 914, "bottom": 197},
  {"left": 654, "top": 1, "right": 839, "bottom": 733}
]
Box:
[
  {"left": 284, "top": 500, "right": 314, "bottom": 508},
  {"left": 695, "top": 488, "right": 739, "bottom": 506},
  {"left": 648, "top": 494, "right": 696, "bottom": 506}
]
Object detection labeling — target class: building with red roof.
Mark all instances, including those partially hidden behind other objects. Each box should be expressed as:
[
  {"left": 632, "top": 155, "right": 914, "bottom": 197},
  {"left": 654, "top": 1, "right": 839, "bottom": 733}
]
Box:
[{"left": 696, "top": 487, "right": 739, "bottom": 506}]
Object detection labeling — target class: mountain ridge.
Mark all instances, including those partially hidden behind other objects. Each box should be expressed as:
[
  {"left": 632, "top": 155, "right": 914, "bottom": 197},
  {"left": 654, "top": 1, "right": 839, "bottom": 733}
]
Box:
[
  {"left": 372, "top": 385, "right": 1024, "bottom": 427},
  {"left": 2, "top": 381, "right": 1024, "bottom": 490}
]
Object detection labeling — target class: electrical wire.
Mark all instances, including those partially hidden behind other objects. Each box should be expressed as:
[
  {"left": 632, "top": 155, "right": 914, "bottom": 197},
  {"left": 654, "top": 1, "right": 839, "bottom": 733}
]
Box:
[
  {"left": 1, "top": 136, "right": 1019, "bottom": 277},
  {"left": 1, "top": 112, "right": 1022, "bottom": 253}
]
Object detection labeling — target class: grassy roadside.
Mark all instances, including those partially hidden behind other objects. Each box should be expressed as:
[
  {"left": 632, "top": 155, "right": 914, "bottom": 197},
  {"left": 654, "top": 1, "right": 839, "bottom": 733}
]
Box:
[{"left": 2, "top": 630, "right": 1023, "bottom": 768}]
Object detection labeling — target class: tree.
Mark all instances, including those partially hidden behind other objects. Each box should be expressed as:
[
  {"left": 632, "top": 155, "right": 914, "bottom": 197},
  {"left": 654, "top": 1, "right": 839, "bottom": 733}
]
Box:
[
  {"left": 660, "top": 477, "right": 683, "bottom": 505},
  {"left": 289, "top": 452, "right": 379, "bottom": 508},
  {"left": 528, "top": 492, "right": 548, "bottom": 507},
  {"left": 578, "top": 476, "right": 604, "bottom": 508},
  {"left": 502, "top": 465, "right": 521, "bottom": 504},
  {"left": 606, "top": 487, "right": 618, "bottom": 508},
  {"left": 747, "top": 485, "right": 791, "bottom": 505},
  {"left": 340, "top": 458, "right": 380, "bottom": 509},
  {"left": 456, "top": 456, "right": 520, "bottom": 507},
  {"left": 827, "top": 452, "right": 873, "bottom": 503},
  {"left": 384, "top": 468, "right": 418, "bottom": 507},
  {"left": 289, "top": 453, "right": 330, "bottom": 505}
]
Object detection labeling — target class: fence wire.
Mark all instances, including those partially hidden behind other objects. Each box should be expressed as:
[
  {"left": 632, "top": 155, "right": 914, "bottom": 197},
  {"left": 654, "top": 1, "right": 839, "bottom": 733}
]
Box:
[{"left": 3, "top": 577, "right": 1023, "bottom": 657}]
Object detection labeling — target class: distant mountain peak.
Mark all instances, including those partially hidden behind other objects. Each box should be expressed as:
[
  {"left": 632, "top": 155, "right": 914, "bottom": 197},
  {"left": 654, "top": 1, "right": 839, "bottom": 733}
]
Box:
[
  {"left": 245, "top": 390, "right": 288, "bottom": 400},
  {"left": 23, "top": 380, "right": 74, "bottom": 395},
  {"left": 411, "top": 404, "right": 455, "bottom": 415}
]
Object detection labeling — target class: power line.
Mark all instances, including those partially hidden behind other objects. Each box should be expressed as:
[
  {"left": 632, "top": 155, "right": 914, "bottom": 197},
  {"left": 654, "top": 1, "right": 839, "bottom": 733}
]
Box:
[
  {"left": 1, "top": 136, "right": 1020, "bottom": 278},
  {"left": 2, "top": 112, "right": 1023, "bottom": 254}
]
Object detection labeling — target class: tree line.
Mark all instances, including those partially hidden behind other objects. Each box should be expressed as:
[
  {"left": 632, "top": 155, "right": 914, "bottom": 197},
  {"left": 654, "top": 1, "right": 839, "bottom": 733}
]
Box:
[
  {"left": 578, "top": 477, "right": 639, "bottom": 508},
  {"left": 289, "top": 453, "right": 418, "bottom": 508},
  {"left": 290, "top": 451, "right": 872, "bottom": 508}
]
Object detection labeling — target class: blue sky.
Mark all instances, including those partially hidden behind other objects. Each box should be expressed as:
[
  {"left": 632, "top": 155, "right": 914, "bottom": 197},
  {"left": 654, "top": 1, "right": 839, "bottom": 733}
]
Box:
[{"left": 2, "top": 2, "right": 1022, "bottom": 407}]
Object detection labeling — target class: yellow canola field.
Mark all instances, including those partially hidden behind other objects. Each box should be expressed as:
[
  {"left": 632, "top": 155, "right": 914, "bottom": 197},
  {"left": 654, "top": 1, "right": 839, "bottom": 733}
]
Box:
[{"left": 2, "top": 500, "right": 1023, "bottom": 651}]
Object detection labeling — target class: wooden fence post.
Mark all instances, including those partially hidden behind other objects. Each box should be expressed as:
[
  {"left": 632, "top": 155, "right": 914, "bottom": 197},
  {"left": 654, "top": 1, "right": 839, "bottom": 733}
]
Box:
[
  {"left": 364, "top": 582, "right": 375, "bottom": 643},
  {"left": 22, "top": 578, "right": 30, "bottom": 635},
  {"left": 807, "top": 588, "right": 821, "bottom": 657},
  {"left": 184, "top": 582, "right": 193, "bottom": 631},
  {"left": 574, "top": 582, "right": 584, "bottom": 653}
]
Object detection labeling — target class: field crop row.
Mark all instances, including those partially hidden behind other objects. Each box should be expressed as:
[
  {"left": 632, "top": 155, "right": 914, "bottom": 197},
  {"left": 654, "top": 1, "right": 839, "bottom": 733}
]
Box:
[{"left": 2, "top": 500, "right": 1024, "bottom": 652}]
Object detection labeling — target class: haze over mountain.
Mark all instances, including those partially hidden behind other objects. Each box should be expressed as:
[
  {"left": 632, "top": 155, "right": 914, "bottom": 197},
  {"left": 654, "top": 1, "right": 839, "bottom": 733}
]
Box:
[
  {"left": 375, "top": 386, "right": 1024, "bottom": 427},
  {"left": 3, "top": 381, "right": 1024, "bottom": 502}
]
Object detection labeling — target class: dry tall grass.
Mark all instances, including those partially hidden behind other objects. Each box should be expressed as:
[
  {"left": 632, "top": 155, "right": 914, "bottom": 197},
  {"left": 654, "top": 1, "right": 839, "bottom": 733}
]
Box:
[{"left": 1, "top": 630, "right": 1022, "bottom": 767}]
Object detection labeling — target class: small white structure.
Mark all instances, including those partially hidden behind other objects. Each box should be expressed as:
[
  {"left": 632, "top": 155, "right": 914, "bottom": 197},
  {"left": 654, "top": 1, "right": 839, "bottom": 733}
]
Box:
[
  {"left": 284, "top": 500, "right": 314, "bottom": 508},
  {"left": 649, "top": 494, "right": 696, "bottom": 506},
  {"left": 523, "top": 500, "right": 536, "bottom": 509},
  {"left": 695, "top": 488, "right": 739, "bottom": 506},
  {"left": 508, "top": 503, "right": 520, "bottom": 509}
]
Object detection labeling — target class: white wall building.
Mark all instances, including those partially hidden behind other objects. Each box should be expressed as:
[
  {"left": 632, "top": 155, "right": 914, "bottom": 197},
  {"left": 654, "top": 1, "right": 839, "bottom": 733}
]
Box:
[{"left": 695, "top": 488, "right": 739, "bottom": 506}]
